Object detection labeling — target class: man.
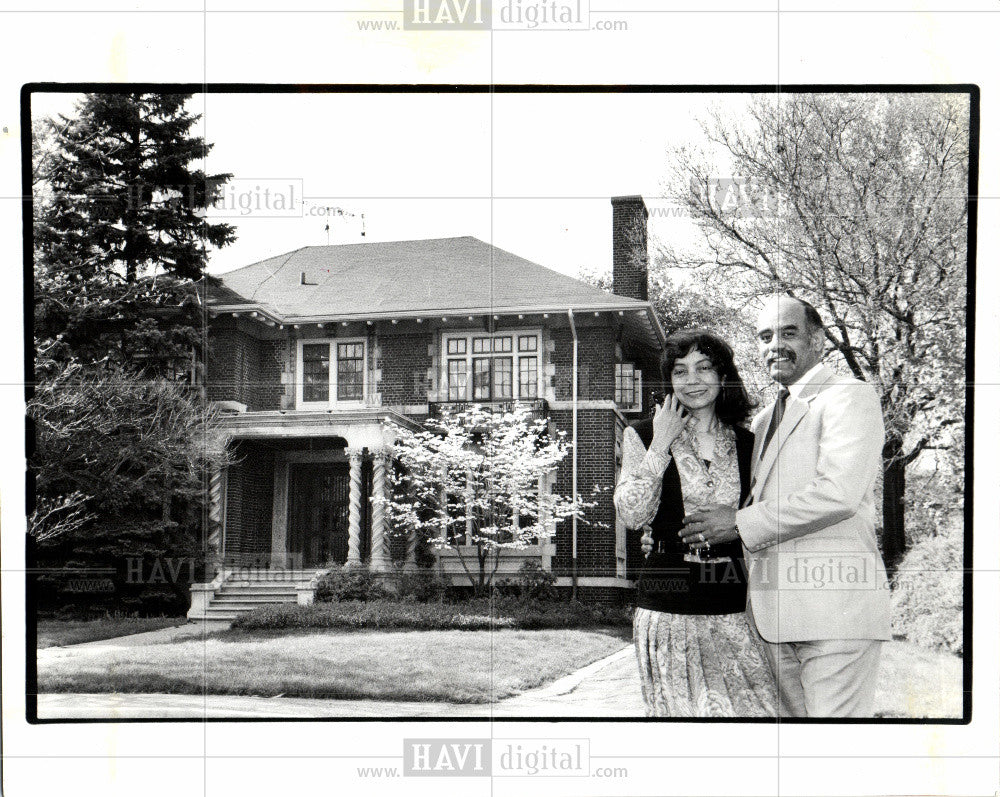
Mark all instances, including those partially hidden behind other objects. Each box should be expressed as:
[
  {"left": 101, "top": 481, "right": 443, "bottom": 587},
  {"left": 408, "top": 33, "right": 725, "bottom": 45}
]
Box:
[{"left": 681, "top": 295, "right": 891, "bottom": 718}]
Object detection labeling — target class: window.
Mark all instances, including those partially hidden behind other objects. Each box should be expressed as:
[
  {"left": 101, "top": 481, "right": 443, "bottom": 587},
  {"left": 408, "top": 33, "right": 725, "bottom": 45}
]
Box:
[
  {"left": 519, "top": 357, "right": 538, "bottom": 399},
  {"left": 337, "top": 342, "right": 364, "bottom": 401},
  {"left": 302, "top": 344, "right": 331, "bottom": 402},
  {"left": 444, "top": 331, "right": 540, "bottom": 402},
  {"left": 615, "top": 362, "right": 641, "bottom": 410},
  {"left": 447, "top": 360, "right": 468, "bottom": 401},
  {"left": 296, "top": 338, "right": 367, "bottom": 407},
  {"left": 472, "top": 357, "right": 512, "bottom": 400},
  {"left": 441, "top": 472, "right": 551, "bottom": 547}
]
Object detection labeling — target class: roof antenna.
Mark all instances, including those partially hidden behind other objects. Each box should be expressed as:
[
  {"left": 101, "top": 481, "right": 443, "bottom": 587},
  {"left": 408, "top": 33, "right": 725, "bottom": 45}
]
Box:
[{"left": 360, "top": 213, "right": 366, "bottom": 238}]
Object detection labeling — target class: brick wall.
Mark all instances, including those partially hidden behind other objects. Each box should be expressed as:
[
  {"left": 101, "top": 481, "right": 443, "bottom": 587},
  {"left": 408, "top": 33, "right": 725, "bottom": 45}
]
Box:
[
  {"left": 224, "top": 442, "right": 274, "bottom": 565},
  {"left": 573, "top": 585, "right": 636, "bottom": 607},
  {"left": 378, "top": 332, "right": 433, "bottom": 406},
  {"left": 206, "top": 321, "right": 282, "bottom": 410},
  {"left": 255, "top": 339, "right": 283, "bottom": 410},
  {"left": 549, "top": 325, "right": 616, "bottom": 402},
  {"left": 549, "top": 408, "right": 618, "bottom": 579},
  {"left": 206, "top": 325, "right": 254, "bottom": 406}
]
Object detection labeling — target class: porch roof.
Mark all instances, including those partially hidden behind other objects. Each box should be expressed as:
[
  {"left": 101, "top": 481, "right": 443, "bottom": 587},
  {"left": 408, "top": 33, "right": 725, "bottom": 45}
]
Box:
[{"left": 215, "top": 408, "right": 419, "bottom": 449}]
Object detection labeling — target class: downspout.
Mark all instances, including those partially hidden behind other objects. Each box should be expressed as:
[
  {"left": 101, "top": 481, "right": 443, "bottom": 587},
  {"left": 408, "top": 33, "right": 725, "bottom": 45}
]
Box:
[{"left": 567, "top": 309, "right": 579, "bottom": 601}]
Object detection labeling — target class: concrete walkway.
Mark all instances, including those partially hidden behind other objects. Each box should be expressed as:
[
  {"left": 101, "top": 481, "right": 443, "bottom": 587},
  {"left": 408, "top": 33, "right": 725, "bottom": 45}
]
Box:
[
  {"left": 41, "top": 621, "right": 232, "bottom": 652},
  {"left": 37, "top": 628, "right": 646, "bottom": 720}
]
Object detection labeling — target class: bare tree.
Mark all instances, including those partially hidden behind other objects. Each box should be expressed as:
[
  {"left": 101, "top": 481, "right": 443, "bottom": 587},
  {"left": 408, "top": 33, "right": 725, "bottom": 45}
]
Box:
[{"left": 661, "top": 93, "right": 969, "bottom": 568}]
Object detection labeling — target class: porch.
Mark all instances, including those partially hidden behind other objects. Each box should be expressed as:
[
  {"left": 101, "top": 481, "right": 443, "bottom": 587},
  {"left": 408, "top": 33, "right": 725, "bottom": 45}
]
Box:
[
  {"left": 189, "top": 408, "right": 558, "bottom": 620},
  {"left": 204, "top": 409, "right": 412, "bottom": 572}
]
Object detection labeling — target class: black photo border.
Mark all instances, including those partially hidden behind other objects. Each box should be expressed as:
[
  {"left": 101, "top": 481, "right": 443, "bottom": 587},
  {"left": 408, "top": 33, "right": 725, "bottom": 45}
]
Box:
[{"left": 18, "top": 81, "right": 978, "bottom": 727}]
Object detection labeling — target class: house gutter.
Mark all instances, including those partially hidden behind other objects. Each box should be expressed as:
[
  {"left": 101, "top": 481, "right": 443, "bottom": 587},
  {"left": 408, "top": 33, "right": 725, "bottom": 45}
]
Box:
[{"left": 567, "top": 309, "right": 579, "bottom": 601}]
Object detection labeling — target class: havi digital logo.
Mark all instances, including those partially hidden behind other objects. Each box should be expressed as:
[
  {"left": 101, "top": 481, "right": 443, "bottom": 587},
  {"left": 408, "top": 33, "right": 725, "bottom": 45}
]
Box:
[
  {"left": 403, "top": 738, "right": 491, "bottom": 776},
  {"left": 403, "top": 0, "right": 491, "bottom": 29}
]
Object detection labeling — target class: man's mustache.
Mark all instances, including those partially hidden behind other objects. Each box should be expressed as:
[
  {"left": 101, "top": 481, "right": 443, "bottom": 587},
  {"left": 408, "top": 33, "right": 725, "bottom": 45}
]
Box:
[{"left": 767, "top": 350, "right": 797, "bottom": 365}]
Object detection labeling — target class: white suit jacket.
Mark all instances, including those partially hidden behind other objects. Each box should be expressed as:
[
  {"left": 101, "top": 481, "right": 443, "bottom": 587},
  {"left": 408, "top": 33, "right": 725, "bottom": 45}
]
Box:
[{"left": 735, "top": 365, "right": 891, "bottom": 643}]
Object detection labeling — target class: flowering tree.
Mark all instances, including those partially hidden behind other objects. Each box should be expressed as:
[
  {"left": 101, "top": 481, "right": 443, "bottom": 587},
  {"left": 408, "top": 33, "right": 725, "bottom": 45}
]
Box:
[
  {"left": 377, "top": 403, "right": 600, "bottom": 594},
  {"left": 660, "top": 93, "right": 969, "bottom": 569}
]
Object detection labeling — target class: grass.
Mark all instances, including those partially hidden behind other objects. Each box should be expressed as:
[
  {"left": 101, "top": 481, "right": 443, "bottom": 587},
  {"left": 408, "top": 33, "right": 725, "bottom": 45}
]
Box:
[
  {"left": 36, "top": 616, "right": 187, "bottom": 649},
  {"left": 35, "top": 619, "right": 962, "bottom": 717},
  {"left": 37, "top": 627, "right": 630, "bottom": 703},
  {"left": 876, "top": 640, "right": 963, "bottom": 719}
]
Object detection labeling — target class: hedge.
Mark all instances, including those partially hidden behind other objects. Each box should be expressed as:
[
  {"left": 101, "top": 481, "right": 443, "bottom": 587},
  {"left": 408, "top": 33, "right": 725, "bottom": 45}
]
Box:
[{"left": 231, "top": 599, "right": 631, "bottom": 632}]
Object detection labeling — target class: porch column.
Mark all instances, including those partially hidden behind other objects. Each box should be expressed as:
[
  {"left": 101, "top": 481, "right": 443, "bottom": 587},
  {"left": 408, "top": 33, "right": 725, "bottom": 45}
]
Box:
[
  {"left": 369, "top": 449, "right": 390, "bottom": 572},
  {"left": 345, "top": 447, "right": 364, "bottom": 568},
  {"left": 271, "top": 456, "right": 290, "bottom": 568},
  {"left": 207, "top": 465, "right": 227, "bottom": 575}
]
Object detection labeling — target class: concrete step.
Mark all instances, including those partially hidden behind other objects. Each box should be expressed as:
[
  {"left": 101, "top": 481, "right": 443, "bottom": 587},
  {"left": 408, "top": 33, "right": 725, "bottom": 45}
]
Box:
[
  {"left": 227, "top": 570, "right": 325, "bottom": 580},
  {"left": 212, "top": 594, "right": 298, "bottom": 605},
  {"left": 205, "top": 601, "right": 296, "bottom": 612},
  {"left": 217, "top": 585, "right": 302, "bottom": 594}
]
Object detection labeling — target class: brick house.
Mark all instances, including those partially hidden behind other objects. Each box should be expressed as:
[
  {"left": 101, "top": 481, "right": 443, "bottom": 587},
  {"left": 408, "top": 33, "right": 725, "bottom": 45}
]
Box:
[{"left": 189, "top": 196, "right": 664, "bottom": 619}]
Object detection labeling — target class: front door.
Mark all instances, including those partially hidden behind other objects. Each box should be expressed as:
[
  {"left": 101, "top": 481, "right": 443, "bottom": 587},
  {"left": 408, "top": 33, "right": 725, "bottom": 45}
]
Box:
[{"left": 287, "top": 462, "right": 351, "bottom": 567}]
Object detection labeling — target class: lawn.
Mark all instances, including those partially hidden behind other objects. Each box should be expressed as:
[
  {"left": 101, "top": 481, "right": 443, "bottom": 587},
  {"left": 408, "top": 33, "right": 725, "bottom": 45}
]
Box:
[
  {"left": 876, "top": 640, "right": 963, "bottom": 719},
  {"left": 37, "top": 627, "right": 630, "bottom": 703},
  {"left": 36, "top": 616, "right": 188, "bottom": 648},
  {"left": 35, "top": 623, "right": 962, "bottom": 717}
]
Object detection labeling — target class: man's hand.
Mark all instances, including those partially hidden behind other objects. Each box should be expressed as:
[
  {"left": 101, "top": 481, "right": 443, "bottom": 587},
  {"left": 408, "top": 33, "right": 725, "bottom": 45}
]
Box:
[
  {"left": 680, "top": 503, "right": 738, "bottom": 546},
  {"left": 640, "top": 525, "right": 654, "bottom": 556}
]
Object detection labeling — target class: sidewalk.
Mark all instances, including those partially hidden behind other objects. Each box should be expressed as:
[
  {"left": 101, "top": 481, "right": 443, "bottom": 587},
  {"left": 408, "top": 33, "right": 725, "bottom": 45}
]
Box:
[{"left": 36, "top": 636, "right": 645, "bottom": 720}]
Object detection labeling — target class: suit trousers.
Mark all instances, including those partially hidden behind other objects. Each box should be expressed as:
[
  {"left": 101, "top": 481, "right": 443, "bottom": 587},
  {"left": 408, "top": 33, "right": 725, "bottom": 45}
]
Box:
[{"left": 747, "top": 603, "right": 882, "bottom": 718}]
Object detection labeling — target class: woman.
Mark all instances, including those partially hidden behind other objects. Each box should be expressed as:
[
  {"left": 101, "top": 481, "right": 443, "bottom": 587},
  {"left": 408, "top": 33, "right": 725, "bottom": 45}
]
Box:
[{"left": 614, "top": 328, "right": 776, "bottom": 717}]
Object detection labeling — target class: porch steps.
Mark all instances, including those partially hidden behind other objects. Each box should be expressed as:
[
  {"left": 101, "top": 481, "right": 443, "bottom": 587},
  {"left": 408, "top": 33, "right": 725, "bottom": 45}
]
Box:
[{"left": 188, "top": 568, "right": 328, "bottom": 623}]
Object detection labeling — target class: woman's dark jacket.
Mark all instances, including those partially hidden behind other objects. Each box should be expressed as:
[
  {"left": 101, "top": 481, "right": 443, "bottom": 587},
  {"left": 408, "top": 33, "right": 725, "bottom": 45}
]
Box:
[{"left": 632, "top": 420, "right": 754, "bottom": 615}]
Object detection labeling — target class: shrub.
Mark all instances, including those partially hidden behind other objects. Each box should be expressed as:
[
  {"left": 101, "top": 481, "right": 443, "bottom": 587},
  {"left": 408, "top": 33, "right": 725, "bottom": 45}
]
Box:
[
  {"left": 891, "top": 520, "right": 963, "bottom": 655},
  {"left": 315, "top": 567, "right": 393, "bottom": 603},
  {"left": 495, "top": 560, "right": 559, "bottom": 603},
  {"left": 231, "top": 598, "right": 631, "bottom": 632},
  {"left": 233, "top": 601, "right": 505, "bottom": 631},
  {"left": 395, "top": 567, "right": 447, "bottom": 603},
  {"left": 316, "top": 565, "right": 448, "bottom": 603}
]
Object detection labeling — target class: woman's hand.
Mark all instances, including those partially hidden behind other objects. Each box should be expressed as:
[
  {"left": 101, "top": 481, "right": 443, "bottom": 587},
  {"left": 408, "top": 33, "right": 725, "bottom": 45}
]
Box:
[{"left": 650, "top": 393, "right": 687, "bottom": 453}]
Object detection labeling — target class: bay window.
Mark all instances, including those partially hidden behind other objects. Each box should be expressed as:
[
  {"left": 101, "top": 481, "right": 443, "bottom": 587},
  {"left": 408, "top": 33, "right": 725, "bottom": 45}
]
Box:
[{"left": 443, "top": 331, "right": 541, "bottom": 402}]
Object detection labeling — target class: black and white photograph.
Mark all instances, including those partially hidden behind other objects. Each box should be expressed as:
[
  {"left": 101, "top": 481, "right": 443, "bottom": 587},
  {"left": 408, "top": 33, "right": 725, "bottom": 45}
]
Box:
[{"left": 1, "top": 5, "right": 998, "bottom": 797}]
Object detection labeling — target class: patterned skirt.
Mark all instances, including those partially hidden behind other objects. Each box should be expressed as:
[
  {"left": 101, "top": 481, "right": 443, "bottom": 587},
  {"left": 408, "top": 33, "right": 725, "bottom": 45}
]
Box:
[{"left": 633, "top": 607, "right": 777, "bottom": 717}]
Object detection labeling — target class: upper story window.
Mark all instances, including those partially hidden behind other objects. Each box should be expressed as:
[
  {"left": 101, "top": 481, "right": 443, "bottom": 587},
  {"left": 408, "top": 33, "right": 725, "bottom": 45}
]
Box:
[
  {"left": 443, "top": 331, "right": 541, "bottom": 402},
  {"left": 615, "top": 362, "right": 642, "bottom": 411},
  {"left": 296, "top": 338, "right": 367, "bottom": 408}
]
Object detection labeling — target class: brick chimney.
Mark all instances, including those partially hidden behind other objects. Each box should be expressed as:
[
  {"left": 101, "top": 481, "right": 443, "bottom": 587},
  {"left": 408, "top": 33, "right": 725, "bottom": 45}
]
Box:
[{"left": 611, "top": 195, "right": 648, "bottom": 300}]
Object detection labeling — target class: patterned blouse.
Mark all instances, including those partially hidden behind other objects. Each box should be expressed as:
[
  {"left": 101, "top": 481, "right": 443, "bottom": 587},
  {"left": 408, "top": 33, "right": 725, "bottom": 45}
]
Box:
[{"left": 614, "top": 419, "right": 741, "bottom": 531}]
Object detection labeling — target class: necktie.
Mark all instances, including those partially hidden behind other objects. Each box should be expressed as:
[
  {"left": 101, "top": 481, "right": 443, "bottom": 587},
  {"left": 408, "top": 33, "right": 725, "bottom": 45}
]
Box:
[{"left": 758, "top": 387, "right": 790, "bottom": 461}]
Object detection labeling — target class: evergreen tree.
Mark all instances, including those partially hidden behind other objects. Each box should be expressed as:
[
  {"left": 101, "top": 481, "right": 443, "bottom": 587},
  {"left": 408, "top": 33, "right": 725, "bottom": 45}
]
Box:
[
  {"left": 34, "top": 92, "right": 235, "bottom": 374},
  {"left": 29, "top": 93, "right": 237, "bottom": 614}
]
